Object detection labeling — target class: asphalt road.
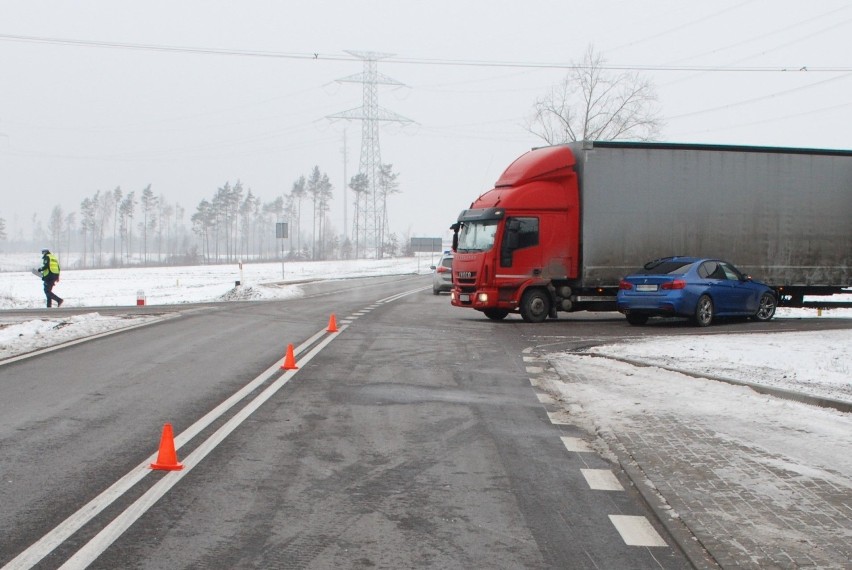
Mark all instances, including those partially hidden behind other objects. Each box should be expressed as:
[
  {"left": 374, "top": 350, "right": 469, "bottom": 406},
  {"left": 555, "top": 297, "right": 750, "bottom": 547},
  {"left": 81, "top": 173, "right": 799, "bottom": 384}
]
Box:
[{"left": 3, "top": 274, "right": 847, "bottom": 569}]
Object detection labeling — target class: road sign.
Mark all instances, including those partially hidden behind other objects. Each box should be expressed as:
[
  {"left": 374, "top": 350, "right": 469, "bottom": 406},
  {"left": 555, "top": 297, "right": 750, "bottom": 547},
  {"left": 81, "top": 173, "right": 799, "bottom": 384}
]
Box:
[
  {"left": 276, "top": 222, "right": 289, "bottom": 239},
  {"left": 410, "top": 237, "right": 442, "bottom": 253}
]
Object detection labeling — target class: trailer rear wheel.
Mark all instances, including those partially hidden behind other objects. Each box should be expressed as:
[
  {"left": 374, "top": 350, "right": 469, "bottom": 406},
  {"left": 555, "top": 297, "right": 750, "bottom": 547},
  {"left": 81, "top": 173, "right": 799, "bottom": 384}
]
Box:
[
  {"left": 520, "top": 289, "right": 550, "bottom": 323},
  {"left": 752, "top": 292, "right": 777, "bottom": 322},
  {"left": 483, "top": 309, "right": 510, "bottom": 321},
  {"left": 626, "top": 314, "right": 649, "bottom": 325},
  {"left": 694, "top": 295, "right": 714, "bottom": 327}
]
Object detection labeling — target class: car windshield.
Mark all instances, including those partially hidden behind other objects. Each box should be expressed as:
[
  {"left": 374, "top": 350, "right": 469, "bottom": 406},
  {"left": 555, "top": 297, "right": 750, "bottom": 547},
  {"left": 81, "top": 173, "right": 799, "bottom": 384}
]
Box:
[
  {"left": 635, "top": 260, "right": 693, "bottom": 275},
  {"left": 457, "top": 220, "right": 498, "bottom": 252}
]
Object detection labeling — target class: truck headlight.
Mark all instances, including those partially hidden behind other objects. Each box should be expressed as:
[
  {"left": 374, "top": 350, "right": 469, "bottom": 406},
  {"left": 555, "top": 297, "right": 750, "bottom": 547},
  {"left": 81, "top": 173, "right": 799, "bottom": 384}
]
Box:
[{"left": 477, "top": 293, "right": 489, "bottom": 303}]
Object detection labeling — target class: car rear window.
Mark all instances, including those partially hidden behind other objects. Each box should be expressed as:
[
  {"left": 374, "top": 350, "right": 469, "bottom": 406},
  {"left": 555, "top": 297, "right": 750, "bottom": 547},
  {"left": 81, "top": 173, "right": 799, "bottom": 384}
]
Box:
[
  {"left": 635, "top": 260, "right": 693, "bottom": 275},
  {"left": 441, "top": 257, "right": 453, "bottom": 269}
]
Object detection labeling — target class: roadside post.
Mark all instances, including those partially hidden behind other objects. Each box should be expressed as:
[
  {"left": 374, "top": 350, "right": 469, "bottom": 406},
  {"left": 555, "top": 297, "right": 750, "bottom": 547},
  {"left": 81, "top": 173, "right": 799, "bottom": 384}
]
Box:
[{"left": 276, "top": 222, "right": 289, "bottom": 279}]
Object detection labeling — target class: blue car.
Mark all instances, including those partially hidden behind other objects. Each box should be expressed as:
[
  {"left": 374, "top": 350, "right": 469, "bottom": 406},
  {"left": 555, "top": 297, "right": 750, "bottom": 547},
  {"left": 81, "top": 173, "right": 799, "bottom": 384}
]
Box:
[{"left": 617, "top": 256, "right": 777, "bottom": 326}]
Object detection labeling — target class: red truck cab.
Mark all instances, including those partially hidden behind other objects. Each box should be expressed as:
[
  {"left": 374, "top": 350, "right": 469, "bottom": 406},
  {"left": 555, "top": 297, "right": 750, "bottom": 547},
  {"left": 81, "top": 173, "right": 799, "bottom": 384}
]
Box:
[{"left": 450, "top": 145, "right": 581, "bottom": 321}]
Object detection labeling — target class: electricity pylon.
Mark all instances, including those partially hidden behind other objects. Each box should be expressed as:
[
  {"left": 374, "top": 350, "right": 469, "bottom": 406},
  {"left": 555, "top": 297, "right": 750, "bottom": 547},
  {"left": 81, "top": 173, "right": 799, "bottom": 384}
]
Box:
[{"left": 328, "top": 50, "right": 413, "bottom": 258}]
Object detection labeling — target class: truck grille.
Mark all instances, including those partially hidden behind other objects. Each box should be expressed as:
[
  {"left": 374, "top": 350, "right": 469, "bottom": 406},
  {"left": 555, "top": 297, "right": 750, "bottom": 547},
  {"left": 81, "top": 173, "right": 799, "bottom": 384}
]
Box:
[{"left": 456, "top": 272, "right": 476, "bottom": 287}]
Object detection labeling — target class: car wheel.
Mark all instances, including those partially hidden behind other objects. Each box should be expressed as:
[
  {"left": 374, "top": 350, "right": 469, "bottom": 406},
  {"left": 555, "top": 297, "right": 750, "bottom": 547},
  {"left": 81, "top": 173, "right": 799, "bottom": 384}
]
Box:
[
  {"left": 483, "top": 309, "right": 509, "bottom": 321},
  {"left": 432, "top": 287, "right": 440, "bottom": 295},
  {"left": 752, "top": 292, "right": 777, "bottom": 322},
  {"left": 694, "top": 295, "right": 714, "bottom": 327},
  {"left": 626, "top": 314, "right": 649, "bottom": 326},
  {"left": 520, "top": 289, "right": 550, "bottom": 323}
]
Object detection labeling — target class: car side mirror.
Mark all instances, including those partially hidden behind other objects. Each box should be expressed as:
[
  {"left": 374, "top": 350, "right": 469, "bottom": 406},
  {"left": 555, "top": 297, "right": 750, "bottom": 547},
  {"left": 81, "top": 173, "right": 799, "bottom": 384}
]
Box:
[{"left": 430, "top": 265, "right": 436, "bottom": 270}]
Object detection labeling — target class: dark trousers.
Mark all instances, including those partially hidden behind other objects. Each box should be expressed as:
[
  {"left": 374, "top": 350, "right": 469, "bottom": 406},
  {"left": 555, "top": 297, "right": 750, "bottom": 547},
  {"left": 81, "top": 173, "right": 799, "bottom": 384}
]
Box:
[{"left": 43, "top": 276, "right": 63, "bottom": 307}]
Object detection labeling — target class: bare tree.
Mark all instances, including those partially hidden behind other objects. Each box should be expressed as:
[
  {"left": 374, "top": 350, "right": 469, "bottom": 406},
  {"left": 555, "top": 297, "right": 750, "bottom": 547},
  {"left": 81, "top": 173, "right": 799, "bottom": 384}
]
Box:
[
  {"left": 191, "top": 199, "right": 214, "bottom": 262},
  {"left": 290, "top": 176, "right": 306, "bottom": 255},
  {"left": 119, "top": 191, "right": 136, "bottom": 264},
  {"left": 49, "top": 206, "right": 64, "bottom": 256},
  {"left": 376, "top": 164, "right": 400, "bottom": 259},
  {"left": 112, "top": 187, "right": 122, "bottom": 265},
  {"left": 528, "top": 45, "right": 662, "bottom": 144},
  {"left": 348, "top": 172, "right": 369, "bottom": 258},
  {"left": 96, "top": 190, "right": 114, "bottom": 267},
  {"left": 140, "top": 185, "right": 157, "bottom": 264}
]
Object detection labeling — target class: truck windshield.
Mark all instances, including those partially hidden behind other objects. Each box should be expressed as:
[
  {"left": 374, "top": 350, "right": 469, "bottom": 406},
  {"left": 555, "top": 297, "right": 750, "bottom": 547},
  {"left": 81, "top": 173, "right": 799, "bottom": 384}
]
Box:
[{"left": 457, "top": 220, "right": 498, "bottom": 252}]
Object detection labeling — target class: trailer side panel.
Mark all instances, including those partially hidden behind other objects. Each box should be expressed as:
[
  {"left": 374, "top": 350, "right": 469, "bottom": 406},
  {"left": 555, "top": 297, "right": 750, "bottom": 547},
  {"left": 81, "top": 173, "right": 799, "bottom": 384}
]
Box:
[{"left": 572, "top": 142, "right": 852, "bottom": 287}]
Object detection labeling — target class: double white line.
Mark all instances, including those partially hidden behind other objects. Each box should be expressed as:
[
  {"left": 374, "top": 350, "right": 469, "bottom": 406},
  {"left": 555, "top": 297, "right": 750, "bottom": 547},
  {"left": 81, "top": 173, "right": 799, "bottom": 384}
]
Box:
[
  {"left": 5, "top": 322, "right": 341, "bottom": 570},
  {"left": 5, "top": 286, "right": 428, "bottom": 569}
]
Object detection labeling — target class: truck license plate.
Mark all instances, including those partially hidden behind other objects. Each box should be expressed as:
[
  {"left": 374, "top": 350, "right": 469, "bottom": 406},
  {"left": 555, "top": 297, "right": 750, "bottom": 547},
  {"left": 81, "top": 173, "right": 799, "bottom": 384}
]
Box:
[
  {"left": 636, "top": 284, "right": 658, "bottom": 292},
  {"left": 460, "top": 294, "right": 471, "bottom": 302}
]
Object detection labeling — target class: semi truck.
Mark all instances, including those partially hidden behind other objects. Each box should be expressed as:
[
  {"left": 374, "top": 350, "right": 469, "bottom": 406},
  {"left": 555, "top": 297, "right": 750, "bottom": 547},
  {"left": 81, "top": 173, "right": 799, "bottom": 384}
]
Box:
[{"left": 449, "top": 141, "right": 852, "bottom": 322}]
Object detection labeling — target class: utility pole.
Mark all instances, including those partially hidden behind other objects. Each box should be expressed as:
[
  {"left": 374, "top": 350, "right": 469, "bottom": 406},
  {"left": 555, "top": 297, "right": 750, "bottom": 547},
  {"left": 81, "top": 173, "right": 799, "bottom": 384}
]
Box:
[
  {"left": 342, "top": 129, "right": 348, "bottom": 243},
  {"left": 327, "top": 51, "right": 413, "bottom": 258}
]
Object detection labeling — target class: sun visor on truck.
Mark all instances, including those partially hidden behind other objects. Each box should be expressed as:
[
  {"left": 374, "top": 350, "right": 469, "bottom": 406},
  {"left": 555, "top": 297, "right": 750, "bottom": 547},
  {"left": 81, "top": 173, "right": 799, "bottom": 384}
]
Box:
[
  {"left": 457, "top": 207, "right": 505, "bottom": 222},
  {"left": 495, "top": 145, "right": 576, "bottom": 187}
]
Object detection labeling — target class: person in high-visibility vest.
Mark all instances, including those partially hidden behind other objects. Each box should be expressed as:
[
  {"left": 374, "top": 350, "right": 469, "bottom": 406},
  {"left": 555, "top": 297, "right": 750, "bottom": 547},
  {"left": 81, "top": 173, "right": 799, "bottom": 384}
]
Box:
[{"left": 39, "top": 248, "right": 64, "bottom": 308}]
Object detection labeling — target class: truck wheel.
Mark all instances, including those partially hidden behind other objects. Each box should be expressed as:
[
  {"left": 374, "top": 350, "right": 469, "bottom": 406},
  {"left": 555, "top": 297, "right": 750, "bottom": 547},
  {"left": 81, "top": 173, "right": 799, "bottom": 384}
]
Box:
[
  {"left": 520, "top": 289, "right": 550, "bottom": 323},
  {"left": 752, "top": 292, "right": 777, "bottom": 322},
  {"left": 694, "top": 295, "right": 714, "bottom": 327},
  {"left": 626, "top": 314, "right": 649, "bottom": 325},
  {"left": 483, "top": 309, "right": 509, "bottom": 321}
]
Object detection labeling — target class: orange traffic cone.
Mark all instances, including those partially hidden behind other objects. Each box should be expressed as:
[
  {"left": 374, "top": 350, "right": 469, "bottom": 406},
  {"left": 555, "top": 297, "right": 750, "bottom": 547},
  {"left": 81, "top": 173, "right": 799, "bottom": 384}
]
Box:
[
  {"left": 281, "top": 343, "right": 298, "bottom": 370},
  {"left": 150, "top": 423, "right": 184, "bottom": 471},
  {"left": 327, "top": 313, "right": 339, "bottom": 333}
]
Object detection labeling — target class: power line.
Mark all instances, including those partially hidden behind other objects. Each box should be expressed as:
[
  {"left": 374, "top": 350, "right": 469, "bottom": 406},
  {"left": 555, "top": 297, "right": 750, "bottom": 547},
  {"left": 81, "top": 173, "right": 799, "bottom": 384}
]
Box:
[
  {"left": 666, "top": 71, "right": 852, "bottom": 120},
  {"left": 1, "top": 33, "right": 849, "bottom": 73}
]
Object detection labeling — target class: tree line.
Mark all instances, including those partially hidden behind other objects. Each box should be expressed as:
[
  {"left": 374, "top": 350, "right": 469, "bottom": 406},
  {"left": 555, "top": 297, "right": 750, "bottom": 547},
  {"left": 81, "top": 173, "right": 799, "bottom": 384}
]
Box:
[{"left": 0, "top": 164, "right": 407, "bottom": 269}]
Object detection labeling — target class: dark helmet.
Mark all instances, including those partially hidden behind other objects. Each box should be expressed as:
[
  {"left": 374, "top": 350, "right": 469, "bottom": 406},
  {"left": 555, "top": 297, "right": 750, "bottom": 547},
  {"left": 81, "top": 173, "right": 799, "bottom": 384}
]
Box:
[{"left": 41, "top": 248, "right": 50, "bottom": 254}]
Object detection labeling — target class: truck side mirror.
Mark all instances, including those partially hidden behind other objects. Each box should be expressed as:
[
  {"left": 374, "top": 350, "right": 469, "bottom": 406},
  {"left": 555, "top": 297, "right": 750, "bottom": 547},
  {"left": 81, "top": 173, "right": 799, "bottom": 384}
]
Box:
[{"left": 450, "top": 223, "right": 460, "bottom": 252}]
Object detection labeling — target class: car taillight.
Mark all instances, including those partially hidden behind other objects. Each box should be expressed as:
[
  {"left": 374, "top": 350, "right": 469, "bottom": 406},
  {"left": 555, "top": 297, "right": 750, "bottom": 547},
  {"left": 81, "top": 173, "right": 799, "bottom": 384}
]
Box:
[
  {"left": 619, "top": 279, "right": 633, "bottom": 290},
  {"left": 661, "top": 279, "right": 686, "bottom": 290},
  {"left": 436, "top": 266, "right": 448, "bottom": 273}
]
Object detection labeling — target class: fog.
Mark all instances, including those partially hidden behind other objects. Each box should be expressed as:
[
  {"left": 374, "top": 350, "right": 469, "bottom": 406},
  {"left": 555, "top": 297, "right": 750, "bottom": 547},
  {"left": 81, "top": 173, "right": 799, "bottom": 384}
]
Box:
[{"left": 1, "top": 1, "right": 849, "bottom": 245}]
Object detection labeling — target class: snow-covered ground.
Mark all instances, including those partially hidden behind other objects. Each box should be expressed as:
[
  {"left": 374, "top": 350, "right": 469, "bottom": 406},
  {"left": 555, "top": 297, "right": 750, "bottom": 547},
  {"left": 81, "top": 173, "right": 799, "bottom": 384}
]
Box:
[
  {"left": 1, "top": 254, "right": 850, "bottom": 405},
  {"left": 0, "top": 255, "right": 434, "bottom": 359}
]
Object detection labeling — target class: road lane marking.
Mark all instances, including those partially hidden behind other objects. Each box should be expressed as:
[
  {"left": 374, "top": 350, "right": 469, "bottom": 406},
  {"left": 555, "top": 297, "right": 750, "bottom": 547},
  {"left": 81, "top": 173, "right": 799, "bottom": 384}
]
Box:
[
  {"left": 535, "top": 392, "right": 556, "bottom": 405},
  {"left": 3, "top": 325, "right": 332, "bottom": 570},
  {"left": 546, "top": 410, "right": 571, "bottom": 425},
  {"left": 560, "top": 436, "right": 592, "bottom": 453},
  {"left": 608, "top": 515, "right": 667, "bottom": 547},
  {"left": 377, "top": 286, "right": 429, "bottom": 304},
  {"left": 581, "top": 469, "right": 624, "bottom": 491},
  {"left": 57, "top": 326, "right": 347, "bottom": 569}
]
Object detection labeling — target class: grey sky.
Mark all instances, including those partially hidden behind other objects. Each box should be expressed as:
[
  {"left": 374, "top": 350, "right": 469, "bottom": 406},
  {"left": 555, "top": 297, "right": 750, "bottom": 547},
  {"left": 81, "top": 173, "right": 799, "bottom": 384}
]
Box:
[{"left": 1, "top": 1, "right": 850, "bottom": 244}]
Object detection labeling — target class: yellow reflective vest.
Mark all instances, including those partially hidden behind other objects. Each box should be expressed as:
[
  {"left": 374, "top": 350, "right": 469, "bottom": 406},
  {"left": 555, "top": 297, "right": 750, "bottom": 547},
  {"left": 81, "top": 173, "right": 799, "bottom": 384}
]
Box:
[{"left": 42, "top": 253, "right": 60, "bottom": 278}]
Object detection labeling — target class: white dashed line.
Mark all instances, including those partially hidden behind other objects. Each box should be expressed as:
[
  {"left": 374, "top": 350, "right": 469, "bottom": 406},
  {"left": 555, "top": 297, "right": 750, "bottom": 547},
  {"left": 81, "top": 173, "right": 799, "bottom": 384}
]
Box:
[
  {"left": 560, "top": 436, "right": 592, "bottom": 453},
  {"left": 581, "top": 469, "right": 624, "bottom": 491},
  {"left": 546, "top": 410, "right": 571, "bottom": 425},
  {"left": 608, "top": 515, "right": 667, "bottom": 547},
  {"left": 535, "top": 392, "right": 556, "bottom": 405}
]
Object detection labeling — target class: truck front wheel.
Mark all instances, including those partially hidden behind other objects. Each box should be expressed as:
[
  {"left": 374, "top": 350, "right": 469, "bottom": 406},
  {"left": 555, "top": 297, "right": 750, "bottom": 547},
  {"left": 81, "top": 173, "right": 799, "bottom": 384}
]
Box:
[
  {"left": 483, "top": 309, "right": 509, "bottom": 321},
  {"left": 520, "top": 289, "right": 551, "bottom": 323}
]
